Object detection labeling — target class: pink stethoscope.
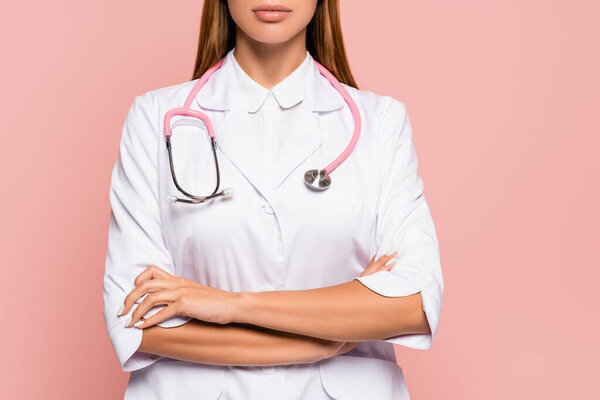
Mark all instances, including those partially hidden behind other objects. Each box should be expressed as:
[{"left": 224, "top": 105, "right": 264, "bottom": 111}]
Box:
[{"left": 164, "top": 54, "right": 361, "bottom": 204}]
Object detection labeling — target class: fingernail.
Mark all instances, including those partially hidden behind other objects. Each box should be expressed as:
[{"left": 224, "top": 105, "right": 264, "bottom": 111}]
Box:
[
  {"left": 117, "top": 304, "right": 124, "bottom": 316},
  {"left": 134, "top": 320, "right": 144, "bottom": 328}
]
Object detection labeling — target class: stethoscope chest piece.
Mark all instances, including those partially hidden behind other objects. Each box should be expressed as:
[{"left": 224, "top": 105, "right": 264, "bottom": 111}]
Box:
[{"left": 304, "top": 169, "right": 331, "bottom": 191}]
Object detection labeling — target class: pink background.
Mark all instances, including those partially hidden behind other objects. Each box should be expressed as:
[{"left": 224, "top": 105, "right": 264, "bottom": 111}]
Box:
[{"left": 1, "top": 1, "right": 598, "bottom": 398}]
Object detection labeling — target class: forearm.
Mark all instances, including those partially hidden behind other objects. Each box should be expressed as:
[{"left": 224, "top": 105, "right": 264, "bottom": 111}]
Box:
[
  {"left": 232, "top": 280, "right": 430, "bottom": 342},
  {"left": 138, "top": 319, "right": 342, "bottom": 366}
]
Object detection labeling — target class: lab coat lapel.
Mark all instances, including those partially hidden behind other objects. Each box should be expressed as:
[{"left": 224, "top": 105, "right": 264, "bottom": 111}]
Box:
[
  {"left": 215, "top": 108, "right": 273, "bottom": 197},
  {"left": 216, "top": 106, "right": 322, "bottom": 196},
  {"left": 268, "top": 104, "right": 320, "bottom": 191},
  {"left": 268, "top": 61, "right": 345, "bottom": 191}
]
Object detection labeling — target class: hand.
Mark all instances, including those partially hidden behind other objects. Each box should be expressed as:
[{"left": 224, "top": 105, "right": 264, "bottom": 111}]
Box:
[
  {"left": 119, "top": 265, "right": 240, "bottom": 329},
  {"left": 324, "top": 251, "right": 399, "bottom": 358},
  {"left": 360, "top": 250, "right": 398, "bottom": 277}
]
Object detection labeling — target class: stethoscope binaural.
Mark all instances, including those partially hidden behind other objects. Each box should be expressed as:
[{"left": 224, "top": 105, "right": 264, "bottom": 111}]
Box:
[{"left": 164, "top": 54, "right": 361, "bottom": 204}]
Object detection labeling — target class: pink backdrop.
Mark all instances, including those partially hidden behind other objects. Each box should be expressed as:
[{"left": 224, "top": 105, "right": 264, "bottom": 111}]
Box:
[{"left": 1, "top": 1, "right": 598, "bottom": 398}]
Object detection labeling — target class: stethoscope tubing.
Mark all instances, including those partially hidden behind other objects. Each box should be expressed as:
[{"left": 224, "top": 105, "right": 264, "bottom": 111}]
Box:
[
  {"left": 163, "top": 53, "right": 361, "bottom": 202},
  {"left": 311, "top": 60, "right": 361, "bottom": 176}
]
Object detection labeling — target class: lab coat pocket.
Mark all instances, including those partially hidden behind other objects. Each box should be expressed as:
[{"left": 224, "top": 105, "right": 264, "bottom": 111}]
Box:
[
  {"left": 125, "top": 359, "right": 226, "bottom": 400},
  {"left": 318, "top": 355, "right": 410, "bottom": 400}
]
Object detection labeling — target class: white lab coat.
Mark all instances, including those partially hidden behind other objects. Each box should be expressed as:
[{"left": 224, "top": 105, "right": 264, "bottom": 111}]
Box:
[{"left": 103, "top": 48, "right": 444, "bottom": 399}]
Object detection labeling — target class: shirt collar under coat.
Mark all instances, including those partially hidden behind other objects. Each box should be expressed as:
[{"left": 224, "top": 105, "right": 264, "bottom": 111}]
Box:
[
  {"left": 194, "top": 47, "right": 345, "bottom": 113},
  {"left": 230, "top": 47, "right": 310, "bottom": 112}
]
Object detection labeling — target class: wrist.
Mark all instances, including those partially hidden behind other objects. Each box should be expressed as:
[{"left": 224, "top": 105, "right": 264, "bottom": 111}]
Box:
[{"left": 230, "top": 290, "right": 253, "bottom": 324}]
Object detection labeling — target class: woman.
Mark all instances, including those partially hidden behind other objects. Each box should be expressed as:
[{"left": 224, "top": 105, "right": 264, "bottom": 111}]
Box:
[{"left": 103, "top": 0, "right": 444, "bottom": 398}]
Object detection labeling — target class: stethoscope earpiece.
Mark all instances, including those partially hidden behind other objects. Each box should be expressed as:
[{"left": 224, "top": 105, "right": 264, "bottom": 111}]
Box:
[
  {"left": 304, "top": 169, "right": 331, "bottom": 191},
  {"left": 164, "top": 187, "right": 234, "bottom": 204},
  {"left": 221, "top": 187, "right": 235, "bottom": 199},
  {"left": 165, "top": 194, "right": 178, "bottom": 204}
]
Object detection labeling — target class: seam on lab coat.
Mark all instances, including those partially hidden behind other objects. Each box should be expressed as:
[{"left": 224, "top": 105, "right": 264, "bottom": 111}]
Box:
[
  {"left": 370, "top": 96, "right": 395, "bottom": 258},
  {"left": 150, "top": 92, "right": 178, "bottom": 267},
  {"left": 374, "top": 96, "right": 395, "bottom": 215}
]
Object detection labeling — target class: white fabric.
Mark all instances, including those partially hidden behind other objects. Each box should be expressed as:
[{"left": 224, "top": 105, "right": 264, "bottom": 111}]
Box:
[
  {"left": 229, "top": 50, "right": 310, "bottom": 170},
  {"left": 103, "top": 46, "right": 443, "bottom": 399},
  {"left": 260, "top": 91, "right": 283, "bottom": 170},
  {"left": 229, "top": 49, "right": 310, "bottom": 172}
]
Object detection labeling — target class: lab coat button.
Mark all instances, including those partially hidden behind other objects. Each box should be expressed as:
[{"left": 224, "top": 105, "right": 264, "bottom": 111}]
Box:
[
  {"left": 262, "top": 203, "right": 275, "bottom": 215},
  {"left": 259, "top": 284, "right": 275, "bottom": 292},
  {"left": 262, "top": 366, "right": 275, "bottom": 374}
]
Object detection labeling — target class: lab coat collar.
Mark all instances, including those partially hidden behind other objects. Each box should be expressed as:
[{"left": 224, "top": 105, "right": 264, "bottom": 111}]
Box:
[
  {"left": 194, "top": 47, "right": 345, "bottom": 113},
  {"left": 228, "top": 48, "right": 311, "bottom": 112}
]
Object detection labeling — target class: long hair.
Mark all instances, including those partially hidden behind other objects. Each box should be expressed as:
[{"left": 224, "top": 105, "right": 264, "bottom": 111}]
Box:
[{"left": 191, "top": 0, "right": 359, "bottom": 89}]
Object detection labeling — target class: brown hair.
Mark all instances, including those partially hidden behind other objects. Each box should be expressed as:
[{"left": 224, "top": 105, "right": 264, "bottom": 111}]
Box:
[{"left": 191, "top": 0, "right": 359, "bottom": 89}]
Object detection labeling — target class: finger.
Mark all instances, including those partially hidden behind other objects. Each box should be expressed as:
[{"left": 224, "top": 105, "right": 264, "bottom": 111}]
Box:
[
  {"left": 122, "top": 279, "right": 171, "bottom": 316},
  {"left": 121, "top": 279, "right": 174, "bottom": 316},
  {"left": 361, "top": 252, "right": 397, "bottom": 277},
  {"left": 360, "top": 264, "right": 376, "bottom": 277},
  {"left": 361, "top": 257, "right": 396, "bottom": 277},
  {"left": 375, "top": 250, "right": 398, "bottom": 266},
  {"left": 383, "top": 258, "right": 396, "bottom": 270},
  {"left": 127, "top": 290, "right": 179, "bottom": 327},
  {"left": 134, "top": 265, "right": 172, "bottom": 287},
  {"left": 134, "top": 304, "right": 179, "bottom": 329},
  {"left": 360, "top": 263, "right": 381, "bottom": 277}
]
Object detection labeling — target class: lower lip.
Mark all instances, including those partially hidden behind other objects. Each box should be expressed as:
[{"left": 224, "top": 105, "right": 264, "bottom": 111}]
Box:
[{"left": 253, "top": 10, "right": 291, "bottom": 22}]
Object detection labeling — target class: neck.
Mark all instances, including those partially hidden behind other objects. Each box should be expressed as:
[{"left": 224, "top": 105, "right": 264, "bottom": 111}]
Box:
[{"left": 233, "top": 28, "right": 308, "bottom": 89}]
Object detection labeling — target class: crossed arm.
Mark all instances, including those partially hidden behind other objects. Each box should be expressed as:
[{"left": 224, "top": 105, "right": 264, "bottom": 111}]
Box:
[
  {"left": 138, "top": 320, "right": 356, "bottom": 367},
  {"left": 120, "top": 254, "right": 430, "bottom": 367}
]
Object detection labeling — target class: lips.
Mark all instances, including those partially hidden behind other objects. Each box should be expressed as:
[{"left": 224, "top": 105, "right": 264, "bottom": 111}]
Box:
[
  {"left": 252, "top": 3, "right": 292, "bottom": 22},
  {"left": 252, "top": 4, "right": 292, "bottom": 12}
]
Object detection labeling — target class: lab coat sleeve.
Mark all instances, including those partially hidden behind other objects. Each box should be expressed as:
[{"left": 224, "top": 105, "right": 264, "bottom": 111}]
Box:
[
  {"left": 103, "top": 93, "right": 191, "bottom": 372},
  {"left": 354, "top": 97, "right": 444, "bottom": 349}
]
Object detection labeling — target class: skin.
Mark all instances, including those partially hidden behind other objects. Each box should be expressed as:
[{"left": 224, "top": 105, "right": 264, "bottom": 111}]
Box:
[
  {"left": 122, "top": 0, "right": 431, "bottom": 366},
  {"left": 131, "top": 254, "right": 401, "bottom": 366},
  {"left": 123, "top": 252, "right": 429, "bottom": 342},
  {"left": 227, "top": 0, "right": 318, "bottom": 89}
]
